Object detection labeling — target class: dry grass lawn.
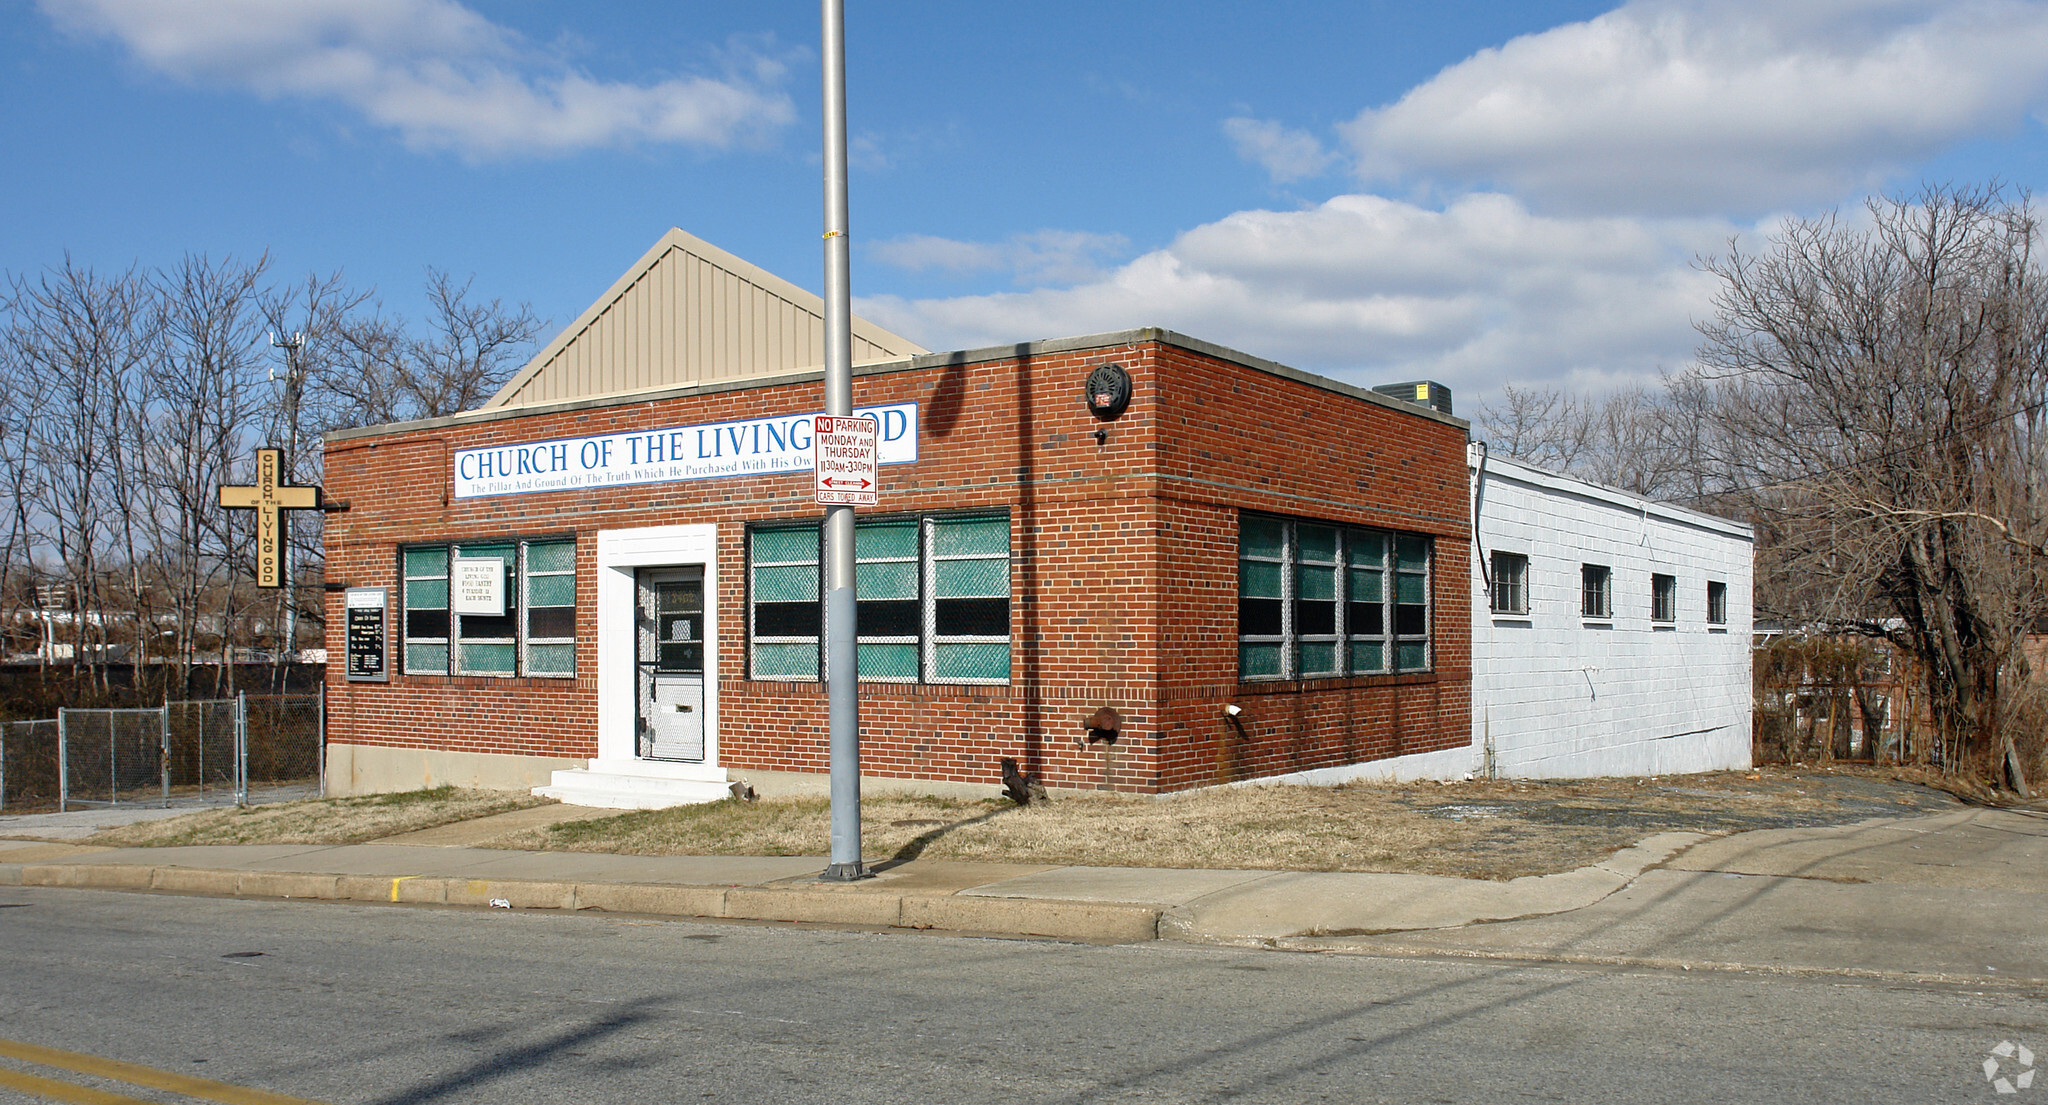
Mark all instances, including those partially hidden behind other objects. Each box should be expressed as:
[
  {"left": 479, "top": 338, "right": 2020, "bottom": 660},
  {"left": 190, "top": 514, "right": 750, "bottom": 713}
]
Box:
[
  {"left": 505, "top": 765, "right": 1963, "bottom": 879},
  {"left": 86, "top": 786, "right": 550, "bottom": 847},
  {"left": 78, "top": 765, "right": 1967, "bottom": 879}
]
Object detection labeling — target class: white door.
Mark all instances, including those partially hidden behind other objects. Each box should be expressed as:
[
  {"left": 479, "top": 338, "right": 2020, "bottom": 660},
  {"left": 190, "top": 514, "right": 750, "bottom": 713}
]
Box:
[{"left": 636, "top": 567, "right": 705, "bottom": 762}]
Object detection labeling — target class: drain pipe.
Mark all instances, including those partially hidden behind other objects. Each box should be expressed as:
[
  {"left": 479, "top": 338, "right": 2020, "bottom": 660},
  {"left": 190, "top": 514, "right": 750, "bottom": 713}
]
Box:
[{"left": 1470, "top": 441, "right": 1491, "bottom": 603}]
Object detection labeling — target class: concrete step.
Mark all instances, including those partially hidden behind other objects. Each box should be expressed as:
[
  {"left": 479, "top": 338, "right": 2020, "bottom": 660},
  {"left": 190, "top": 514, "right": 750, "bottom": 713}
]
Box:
[{"left": 533, "top": 769, "right": 734, "bottom": 809}]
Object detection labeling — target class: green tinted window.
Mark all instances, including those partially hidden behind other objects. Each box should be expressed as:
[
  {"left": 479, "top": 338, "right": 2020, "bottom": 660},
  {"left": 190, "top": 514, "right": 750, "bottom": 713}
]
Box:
[
  {"left": 1241, "top": 516, "right": 1286, "bottom": 560},
  {"left": 857, "top": 643, "right": 920, "bottom": 680},
  {"left": 932, "top": 641, "right": 1010, "bottom": 681},
  {"left": 855, "top": 519, "right": 917, "bottom": 560},
  {"left": 404, "top": 547, "right": 448, "bottom": 577},
  {"left": 526, "top": 540, "right": 574, "bottom": 573},
  {"left": 406, "top": 579, "right": 448, "bottom": 609},
  {"left": 753, "top": 564, "right": 819, "bottom": 603},
  {"left": 934, "top": 558, "right": 1009, "bottom": 599},
  {"left": 932, "top": 516, "right": 1008, "bottom": 557},
  {"left": 752, "top": 525, "right": 819, "bottom": 563},
  {"left": 856, "top": 561, "right": 917, "bottom": 599}
]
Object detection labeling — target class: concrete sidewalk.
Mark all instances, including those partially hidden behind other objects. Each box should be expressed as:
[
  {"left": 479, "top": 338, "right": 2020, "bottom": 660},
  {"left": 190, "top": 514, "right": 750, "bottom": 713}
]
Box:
[
  {"left": 1301, "top": 806, "right": 2048, "bottom": 983},
  {"left": 0, "top": 806, "right": 1704, "bottom": 944},
  {"left": 2, "top": 806, "right": 2041, "bottom": 973}
]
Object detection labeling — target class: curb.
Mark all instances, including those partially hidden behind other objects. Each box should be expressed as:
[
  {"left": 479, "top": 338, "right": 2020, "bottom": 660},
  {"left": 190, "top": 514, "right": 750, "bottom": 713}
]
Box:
[{"left": 0, "top": 862, "right": 1162, "bottom": 943}]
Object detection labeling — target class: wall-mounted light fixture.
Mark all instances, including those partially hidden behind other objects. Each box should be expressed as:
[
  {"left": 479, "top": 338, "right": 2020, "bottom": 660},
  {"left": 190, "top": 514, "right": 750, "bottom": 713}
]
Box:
[{"left": 1086, "top": 362, "right": 1131, "bottom": 421}]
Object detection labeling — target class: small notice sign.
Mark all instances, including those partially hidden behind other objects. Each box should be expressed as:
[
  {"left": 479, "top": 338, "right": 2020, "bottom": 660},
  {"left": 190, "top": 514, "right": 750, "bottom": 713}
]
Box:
[
  {"left": 813, "top": 414, "right": 879, "bottom": 507},
  {"left": 344, "top": 587, "right": 388, "bottom": 682},
  {"left": 452, "top": 557, "right": 506, "bottom": 616}
]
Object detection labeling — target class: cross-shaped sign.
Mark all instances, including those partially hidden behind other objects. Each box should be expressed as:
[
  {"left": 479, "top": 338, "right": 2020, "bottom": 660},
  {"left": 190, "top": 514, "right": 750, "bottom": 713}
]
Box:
[{"left": 219, "top": 447, "right": 322, "bottom": 589}]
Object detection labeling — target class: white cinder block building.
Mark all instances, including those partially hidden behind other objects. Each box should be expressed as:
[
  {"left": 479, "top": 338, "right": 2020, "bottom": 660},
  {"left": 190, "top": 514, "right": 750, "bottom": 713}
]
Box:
[{"left": 1469, "top": 446, "right": 1754, "bottom": 777}]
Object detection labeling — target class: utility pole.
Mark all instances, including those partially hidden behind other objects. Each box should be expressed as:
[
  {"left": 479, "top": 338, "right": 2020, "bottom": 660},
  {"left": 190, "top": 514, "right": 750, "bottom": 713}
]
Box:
[
  {"left": 269, "top": 330, "right": 306, "bottom": 685},
  {"left": 819, "top": 0, "right": 866, "bottom": 881}
]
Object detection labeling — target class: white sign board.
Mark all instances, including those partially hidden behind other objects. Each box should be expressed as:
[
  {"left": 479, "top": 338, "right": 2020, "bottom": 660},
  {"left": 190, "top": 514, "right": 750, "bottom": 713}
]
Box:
[
  {"left": 452, "top": 402, "right": 916, "bottom": 499},
  {"left": 813, "top": 415, "right": 879, "bottom": 506},
  {"left": 451, "top": 557, "right": 506, "bottom": 616}
]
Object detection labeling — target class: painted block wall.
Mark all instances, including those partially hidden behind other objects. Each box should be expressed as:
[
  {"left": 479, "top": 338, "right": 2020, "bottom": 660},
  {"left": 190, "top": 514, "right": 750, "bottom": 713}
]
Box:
[
  {"left": 1470, "top": 449, "right": 1754, "bottom": 778},
  {"left": 321, "top": 330, "right": 1474, "bottom": 796}
]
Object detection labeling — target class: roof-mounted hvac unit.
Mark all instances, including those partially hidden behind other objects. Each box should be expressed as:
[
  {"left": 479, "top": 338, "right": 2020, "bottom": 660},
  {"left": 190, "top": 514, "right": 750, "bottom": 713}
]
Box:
[{"left": 1371, "top": 380, "right": 1453, "bottom": 416}]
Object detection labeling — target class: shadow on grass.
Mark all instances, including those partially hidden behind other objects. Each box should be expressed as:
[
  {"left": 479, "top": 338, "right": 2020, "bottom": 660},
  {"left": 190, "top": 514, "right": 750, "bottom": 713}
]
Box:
[{"left": 871, "top": 805, "right": 1017, "bottom": 871}]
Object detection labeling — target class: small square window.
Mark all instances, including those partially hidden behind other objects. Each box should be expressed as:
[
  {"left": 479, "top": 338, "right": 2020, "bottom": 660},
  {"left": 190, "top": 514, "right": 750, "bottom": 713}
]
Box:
[
  {"left": 1652, "top": 573, "right": 1677, "bottom": 623},
  {"left": 1490, "top": 552, "right": 1528, "bottom": 615},
  {"left": 1581, "top": 564, "right": 1612, "bottom": 619},
  {"left": 1707, "top": 580, "right": 1728, "bottom": 625}
]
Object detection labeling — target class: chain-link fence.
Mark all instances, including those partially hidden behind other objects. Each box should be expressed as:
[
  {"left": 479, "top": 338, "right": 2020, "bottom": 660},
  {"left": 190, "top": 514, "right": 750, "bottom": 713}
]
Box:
[
  {"left": 0, "top": 691, "right": 323, "bottom": 812},
  {"left": 0, "top": 718, "right": 59, "bottom": 810}
]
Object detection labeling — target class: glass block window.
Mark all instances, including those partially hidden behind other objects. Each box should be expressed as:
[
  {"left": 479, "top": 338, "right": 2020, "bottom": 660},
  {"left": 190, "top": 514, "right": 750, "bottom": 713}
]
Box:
[
  {"left": 1239, "top": 513, "right": 1432, "bottom": 681},
  {"left": 745, "top": 512, "right": 1011, "bottom": 684},
  {"left": 1582, "top": 564, "right": 1612, "bottom": 619},
  {"left": 1707, "top": 580, "right": 1728, "bottom": 625},
  {"left": 1651, "top": 573, "right": 1677, "bottom": 623},
  {"left": 749, "top": 524, "right": 822, "bottom": 681},
  {"left": 1490, "top": 551, "right": 1528, "bottom": 615},
  {"left": 401, "top": 537, "right": 576, "bottom": 677}
]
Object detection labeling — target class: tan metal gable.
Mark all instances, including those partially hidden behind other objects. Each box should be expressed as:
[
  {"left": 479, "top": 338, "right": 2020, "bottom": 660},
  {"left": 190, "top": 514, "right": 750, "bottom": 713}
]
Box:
[{"left": 484, "top": 228, "right": 928, "bottom": 410}]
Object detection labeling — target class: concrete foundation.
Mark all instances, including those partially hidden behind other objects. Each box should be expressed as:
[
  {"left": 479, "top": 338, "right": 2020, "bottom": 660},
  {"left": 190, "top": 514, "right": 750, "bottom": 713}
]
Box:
[{"left": 325, "top": 744, "right": 584, "bottom": 797}]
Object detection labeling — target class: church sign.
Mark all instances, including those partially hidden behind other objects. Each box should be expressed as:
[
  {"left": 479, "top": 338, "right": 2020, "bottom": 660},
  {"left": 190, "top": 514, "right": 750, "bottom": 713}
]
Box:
[
  {"left": 344, "top": 587, "right": 388, "bottom": 682},
  {"left": 453, "top": 402, "right": 918, "bottom": 499}
]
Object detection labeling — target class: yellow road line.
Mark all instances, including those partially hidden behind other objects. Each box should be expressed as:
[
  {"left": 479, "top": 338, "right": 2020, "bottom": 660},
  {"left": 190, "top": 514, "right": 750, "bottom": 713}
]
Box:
[
  {"left": 0, "top": 1039, "right": 326, "bottom": 1105},
  {"left": 0, "top": 1066, "right": 156, "bottom": 1104}
]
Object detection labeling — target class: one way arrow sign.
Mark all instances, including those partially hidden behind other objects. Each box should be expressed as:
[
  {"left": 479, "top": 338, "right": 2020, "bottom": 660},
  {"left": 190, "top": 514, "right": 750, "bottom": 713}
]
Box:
[{"left": 813, "top": 415, "right": 879, "bottom": 507}]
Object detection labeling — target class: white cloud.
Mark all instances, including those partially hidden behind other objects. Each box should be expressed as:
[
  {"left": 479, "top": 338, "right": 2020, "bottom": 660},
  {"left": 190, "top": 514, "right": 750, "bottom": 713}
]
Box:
[
  {"left": 856, "top": 193, "right": 1745, "bottom": 402},
  {"left": 39, "top": 0, "right": 796, "bottom": 158},
  {"left": 1341, "top": 0, "right": 2048, "bottom": 214},
  {"left": 868, "top": 230, "right": 1130, "bottom": 287},
  {"left": 1222, "top": 116, "right": 1338, "bottom": 183}
]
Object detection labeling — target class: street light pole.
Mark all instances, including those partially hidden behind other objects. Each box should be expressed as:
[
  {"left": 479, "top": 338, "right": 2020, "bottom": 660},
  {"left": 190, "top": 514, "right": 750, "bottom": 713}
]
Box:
[{"left": 819, "top": 0, "right": 866, "bottom": 881}]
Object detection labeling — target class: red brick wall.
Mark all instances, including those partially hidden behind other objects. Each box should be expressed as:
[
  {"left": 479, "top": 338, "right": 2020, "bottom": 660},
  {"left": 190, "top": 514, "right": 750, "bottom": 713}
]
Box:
[{"left": 323, "top": 335, "right": 1471, "bottom": 794}]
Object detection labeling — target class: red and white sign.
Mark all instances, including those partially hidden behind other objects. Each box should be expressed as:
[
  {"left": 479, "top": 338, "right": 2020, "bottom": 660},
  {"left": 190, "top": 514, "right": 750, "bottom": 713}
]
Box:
[{"left": 813, "top": 414, "right": 879, "bottom": 506}]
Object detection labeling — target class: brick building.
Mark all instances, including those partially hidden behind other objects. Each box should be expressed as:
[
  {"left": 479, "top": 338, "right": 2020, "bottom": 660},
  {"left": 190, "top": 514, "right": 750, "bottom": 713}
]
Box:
[{"left": 320, "top": 229, "right": 1477, "bottom": 805}]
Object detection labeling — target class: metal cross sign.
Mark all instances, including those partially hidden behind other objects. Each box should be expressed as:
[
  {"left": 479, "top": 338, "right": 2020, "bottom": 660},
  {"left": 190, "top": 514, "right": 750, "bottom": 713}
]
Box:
[{"left": 219, "top": 447, "right": 322, "bottom": 588}]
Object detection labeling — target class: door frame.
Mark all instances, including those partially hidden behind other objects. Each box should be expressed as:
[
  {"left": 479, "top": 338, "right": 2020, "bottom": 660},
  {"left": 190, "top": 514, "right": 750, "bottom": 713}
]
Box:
[
  {"left": 593, "top": 524, "right": 722, "bottom": 780},
  {"left": 636, "top": 566, "right": 707, "bottom": 763}
]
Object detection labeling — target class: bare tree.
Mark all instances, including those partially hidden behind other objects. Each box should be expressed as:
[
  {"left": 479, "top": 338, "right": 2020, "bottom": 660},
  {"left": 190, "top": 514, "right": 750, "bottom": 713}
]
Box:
[
  {"left": 1690, "top": 183, "right": 2048, "bottom": 794},
  {"left": 1475, "top": 381, "right": 1716, "bottom": 504},
  {"left": 401, "top": 269, "right": 544, "bottom": 419},
  {"left": 3, "top": 258, "right": 156, "bottom": 693},
  {"left": 149, "top": 253, "right": 271, "bottom": 689}
]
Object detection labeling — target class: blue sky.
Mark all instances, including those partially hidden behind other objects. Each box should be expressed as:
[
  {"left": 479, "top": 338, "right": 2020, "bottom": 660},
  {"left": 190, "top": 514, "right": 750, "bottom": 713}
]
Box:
[{"left": 7, "top": 1, "right": 2048, "bottom": 406}]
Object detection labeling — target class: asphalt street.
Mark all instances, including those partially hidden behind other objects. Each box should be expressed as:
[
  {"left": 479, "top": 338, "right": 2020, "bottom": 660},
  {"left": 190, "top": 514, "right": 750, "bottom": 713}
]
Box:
[{"left": 1, "top": 887, "right": 2041, "bottom": 1104}]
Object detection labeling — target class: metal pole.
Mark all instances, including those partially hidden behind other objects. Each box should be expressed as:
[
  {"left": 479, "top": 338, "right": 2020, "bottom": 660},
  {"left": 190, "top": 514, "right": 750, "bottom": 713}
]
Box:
[
  {"left": 160, "top": 705, "right": 171, "bottom": 808},
  {"left": 57, "top": 708, "right": 68, "bottom": 813},
  {"left": 819, "top": 0, "right": 865, "bottom": 881},
  {"left": 317, "top": 682, "right": 327, "bottom": 798},
  {"left": 107, "top": 712, "right": 117, "bottom": 806},
  {"left": 236, "top": 691, "right": 248, "bottom": 807},
  {"left": 1, "top": 723, "right": 8, "bottom": 814}
]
